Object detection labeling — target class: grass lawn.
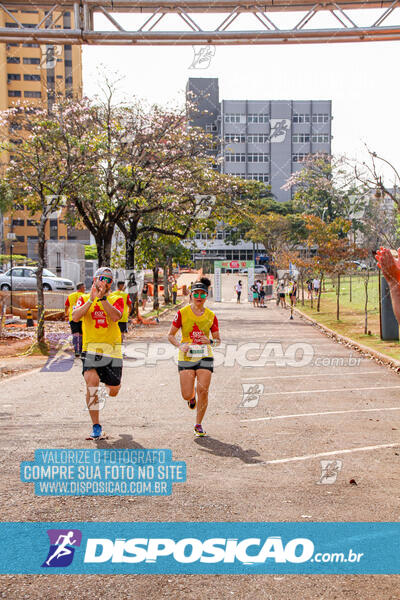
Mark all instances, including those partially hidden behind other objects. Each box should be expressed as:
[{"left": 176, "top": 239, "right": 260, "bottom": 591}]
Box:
[{"left": 297, "top": 272, "right": 400, "bottom": 362}]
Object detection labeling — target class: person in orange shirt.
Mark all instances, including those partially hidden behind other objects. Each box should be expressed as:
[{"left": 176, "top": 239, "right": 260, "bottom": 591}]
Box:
[
  {"left": 72, "top": 267, "right": 123, "bottom": 440},
  {"left": 64, "top": 282, "right": 85, "bottom": 357},
  {"left": 168, "top": 277, "right": 221, "bottom": 437}
]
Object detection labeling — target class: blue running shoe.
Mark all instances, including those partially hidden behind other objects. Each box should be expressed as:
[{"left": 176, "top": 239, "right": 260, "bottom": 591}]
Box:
[{"left": 86, "top": 423, "right": 102, "bottom": 440}]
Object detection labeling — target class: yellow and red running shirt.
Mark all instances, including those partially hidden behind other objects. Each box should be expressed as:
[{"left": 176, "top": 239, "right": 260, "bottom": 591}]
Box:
[
  {"left": 75, "top": 292, "right": 124, "bottom": 359},
  {"left": 65, "top": 291, "right": 82, "bottom": 322},
  {"left": 172, "top": 304, "right": 219, "bottom": 362},
  {"left": 114, "top": 290, "right": 132, "bottom": 323}
]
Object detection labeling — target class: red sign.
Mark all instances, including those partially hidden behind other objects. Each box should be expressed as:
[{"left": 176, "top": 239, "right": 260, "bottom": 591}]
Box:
[
  {"left": 266, "top": 275, "right": 274, "bottom": 285},
  {"left": 201, "top": 250, "right": 206, "bottom": 255},
  {"left": 230, "top": 261, "right": 239, "bottom": 268}
]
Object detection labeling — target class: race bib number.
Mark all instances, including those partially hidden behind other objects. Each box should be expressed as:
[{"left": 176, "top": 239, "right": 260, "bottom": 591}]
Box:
[{"left": 187, "top": 344, "right": 208, "bottom": 358}]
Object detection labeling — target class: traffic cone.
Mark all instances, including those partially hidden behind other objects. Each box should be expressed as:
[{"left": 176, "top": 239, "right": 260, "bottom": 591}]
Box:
[{"left": 26, "top": 309, "right": 34, "bottom": 328}]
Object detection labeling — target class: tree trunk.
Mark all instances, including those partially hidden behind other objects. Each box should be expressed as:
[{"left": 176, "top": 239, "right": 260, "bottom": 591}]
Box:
[
  {"left": 125, "top": 219, "right": 138, "bottom": 270},
  {"left": 336, "top": 273, "right": 340, "bottom": 321},
  {"left": 94, "top": 225, "right": 115, "bottom": 267},
  {"left": 364, "top": 271, "right": 370, "bottom": 334},
  {"left": 349, "top": 273, "right": 352, "bottom": 303},
  {"left": 163, "top": 264, "right": 170, "bottom": 304},
  {"left": 153, "top": 265, "right": 159, "bottom": 310},
  {"left": 300, "top": 273, "right": 304, "bottom": 306},
  {"left": 317, "top": 272, "right": 324, "bottom": 312},
  {"left": 36, "top": 215, "right": 47, "bottom": 347}
]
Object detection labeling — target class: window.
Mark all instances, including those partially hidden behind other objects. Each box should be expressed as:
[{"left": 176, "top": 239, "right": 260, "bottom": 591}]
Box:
[
  {"left": 28, "top": 235, "right": 38, "bottom": 240},
  {"left": 23, "top": 57, "right": 40, "bottom": 65},
  {"left": 24, "top": 91, "right": 41, "bottom": 98},
  {"left": 293, "top": 133, "right": 310, "bottom": 143},
  {"left": 15, "top": 235, "right": 25, "bottom": 242},
  {"left": 293, "top": 153, "right": 308, "bottom": 162},
  {"left": 27, "top": 219, "right": 38, "bottom": 227},
  {"left": 8, "top": 74, "right": 21, "bottom": 81},
  {"left": 8, "top": 90, "right": 21, "bottom": 97},
  {"left": 65, "top": 76, "right": 73, "bottom": 85},
  {"left": 248, "top": 153, "right": 269, "bottom": 163},
  {"left": 247, "top": 174, "right": 269, "bottom": 182},
  {"left": 225, "top": 153, "right": 246, "bottom": 163},
  {"left": 7, "top": 43, "right": 19, "bottom": 48},
  {"left": 6, "top": 22, "right": 18, "bottom": 28},
  {"left": 205, "top": 124, "right": 217, "bottom": 132},
  {"left": 22, "top": 23, "right": 37, "bottom": 28},
  {"left": 23, "top": 43, "right": 39, "bottom": 47},
  {"left": 225, "top": 134, "right": 245, "bottom": 143},
  {"left": 65, "top": 59, "right": 72, "bottom": 66},
  {"left": 23, "top": 269, "right": 35, "bottom": 277},
  {"left": 224, "top": 114, "right": 243, "bottom": 123},
  {"left": 10, "top": 139, "right": 22, "bottom": 145},
  {"left": 248, "top": 134, "right": 269, "bottom": 143},
  {"left": 312, "top": 134, "right": 329, "bottom": 143},
  {"left": 11, "top": 268, "right": 24, "bottom": 277},
  {"left": 293, "top": 114, "right": 310, "bottom": 124},
  {"left": 12, "top": 219, "right": 24, "bottom": 226},
  {"left": 65, "top": 44, "right": 72, "bottom": 50},
  {"left": 24, "top": 74, "right": 40, "bottom": 81},
  {"left": 56, "top": 75, "right": 63, "bottom": 79},
  {"left": 22, "top": 9, "right": 38, "bottom": 13},
  {"left": 248, "top": 114, "right": 269, "bottom": 123},
  {"left": 7, "top": 57, "right": 20, "bottom": 64},
  {"left": 312, "top": 114, "right": 329, "bottom": 123}
]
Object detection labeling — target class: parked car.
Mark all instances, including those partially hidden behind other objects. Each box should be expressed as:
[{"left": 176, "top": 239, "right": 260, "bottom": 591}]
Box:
[
  {"left": 240, "top": 265, "right": 268, "bottom": 274},
  {"left": 349, "top": 260, "right": 368, "bottom": 271},
  {"left": 0, "top": 267, "right": 74, "bottom": 291}
]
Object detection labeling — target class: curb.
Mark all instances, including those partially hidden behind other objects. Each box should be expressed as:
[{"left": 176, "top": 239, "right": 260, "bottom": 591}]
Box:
[
  {"left": 293, "top": 306, "right": 400, "bottom": 373},
  {"left": 141, "top": 299, "right": 186, "bottom": 322}
]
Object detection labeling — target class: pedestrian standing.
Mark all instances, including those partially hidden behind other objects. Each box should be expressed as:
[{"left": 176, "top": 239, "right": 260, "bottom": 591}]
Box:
[{"left": 235, "top": 280, "right": 242, "bottom": 303}]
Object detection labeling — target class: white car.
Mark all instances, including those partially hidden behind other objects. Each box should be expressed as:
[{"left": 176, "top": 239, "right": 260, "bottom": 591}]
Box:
[
  {"left": 0, "top": 267, "right": 74, "bottom": 291},
  {"left": 240, "top": 265, "right": 268, "bottom": 274}
]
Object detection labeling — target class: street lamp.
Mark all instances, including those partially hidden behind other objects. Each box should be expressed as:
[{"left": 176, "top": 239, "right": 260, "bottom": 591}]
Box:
[{"left": 6, "top": 232, "right": 17, "bottom": 316}]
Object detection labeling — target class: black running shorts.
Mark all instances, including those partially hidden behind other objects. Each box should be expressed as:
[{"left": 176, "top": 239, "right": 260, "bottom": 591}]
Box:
[
  {"left": 118, "top": 322, "right": 128, "bottom": 333},
  {"left": 69, "top": 320, "right": 82, "bottom": 334},
  {"left": 81, "top": 352, "right": 123, "bottom": 386},
  {"left": 178, "top": 357, "right": 214, "bottom": 373}
]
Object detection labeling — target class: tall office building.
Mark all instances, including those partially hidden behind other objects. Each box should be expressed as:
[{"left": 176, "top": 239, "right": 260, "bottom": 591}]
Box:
[
  {"left": 187, "top": 77, "right": 332, "bottom": 203},
  {"left": 186, "top": 77, "right": 332, "bottom": 264},
  {"left": 0, "top": 7, "right": 83, "bottom": 258}
]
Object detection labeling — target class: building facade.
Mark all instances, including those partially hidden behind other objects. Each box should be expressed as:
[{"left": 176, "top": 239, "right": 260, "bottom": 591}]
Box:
[
  {"left": 0, "top": 7, "right": 84, "bottom": 258},
  {"left": 186, "top": 77, "right": 332, "bottom": 263}
]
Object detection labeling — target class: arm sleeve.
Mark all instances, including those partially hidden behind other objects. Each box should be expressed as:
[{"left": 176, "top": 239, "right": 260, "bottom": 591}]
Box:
[
  {"left": 172, "top": 310, "right": 182, "bottom": 329},
  {"left": 112, "top": 297, "right": 124, "bottom": 313},
  {"left": 210, "top": 315, "right": 219, "bottom": 333},
  {"left": 127, "top": 295, "right": 132, "bottom": 306},
  {"left": 65, "top": 298, "right": 70, "bottom": 308}
]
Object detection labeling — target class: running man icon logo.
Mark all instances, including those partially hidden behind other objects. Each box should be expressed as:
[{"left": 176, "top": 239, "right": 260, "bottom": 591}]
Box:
[
  {"left": 189, "top": 45, "right": 216, "bottom": 69},
  {"left": 41, "top": 338, "right": 74, "bottom": 373},
  {"left": 240, "top": 383, "right": 264, "bottom": 408},
  {"left": 42, "top": 529, "right": 82, "bottom": 568},
  {"left": 317, "top": 460, "right": 343, "bottom": 485}
]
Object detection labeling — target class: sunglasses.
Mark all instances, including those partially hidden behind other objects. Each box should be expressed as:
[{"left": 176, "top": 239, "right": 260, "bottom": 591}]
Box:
[
  {"left": 98, "top": 275, "right": 112, "bottom": 284},
  {"left": 192, "top": 292, "right": 207, "bottom": 299}
]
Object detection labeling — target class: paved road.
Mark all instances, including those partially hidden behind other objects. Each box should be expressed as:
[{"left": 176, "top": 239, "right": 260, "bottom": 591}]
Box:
[{"left": 1, "top": 300, "right": 399, "bottom": 598}]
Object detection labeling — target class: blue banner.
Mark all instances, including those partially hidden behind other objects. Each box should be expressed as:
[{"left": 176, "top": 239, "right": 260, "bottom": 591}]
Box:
[
  {"left": 0, "top": 522, "right": 399, "bottom": 574},
  {"left": 20, "top": 449, "right": 186, "bottom": 496}
]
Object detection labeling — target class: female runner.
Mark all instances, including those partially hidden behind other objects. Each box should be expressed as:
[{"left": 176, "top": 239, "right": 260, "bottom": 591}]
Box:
[{"left": 168, "top": 277, "right": 221, "bottom": 436}]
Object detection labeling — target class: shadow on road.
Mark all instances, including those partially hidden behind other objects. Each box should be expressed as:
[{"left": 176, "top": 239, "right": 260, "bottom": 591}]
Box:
[
  {"left": 194, "top": 436, "right": 263, "bottom": 464},
  {"left": 93, "top": 434, "right": 145, "bottom": 449}
]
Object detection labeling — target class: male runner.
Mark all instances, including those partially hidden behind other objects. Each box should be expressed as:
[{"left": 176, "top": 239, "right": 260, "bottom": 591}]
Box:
[
  {"left": 168, "top": 277, "right": 220, "bottom": 437},
  {"left": 115, "top": 280, "right": 132, "bottom": 342},
  {"left": 64, "top": 282, "right": 85, "bottom": 357},
  {"left": 72, "top": 267, "right": 124, "bottom": 440}
]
